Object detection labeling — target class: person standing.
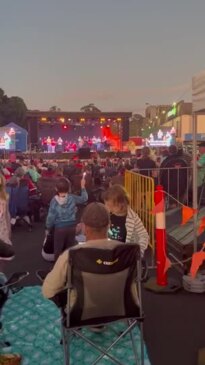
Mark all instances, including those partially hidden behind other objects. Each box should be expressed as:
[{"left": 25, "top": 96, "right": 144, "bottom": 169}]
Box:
[
  {"left": 51, "top": 138, "right": 56, "bottom": 153},
  {"left": 47, "top": 136, "right": 52, "bottom": 153},
  {"left": 57, "top": 137, "right": 63, "bottom": 152},
  {"left": 135, "top": 147, "right": 157, "bottom": 178},
  {"left": 0, "top": 175, "right": 12, "bottom": 252}
]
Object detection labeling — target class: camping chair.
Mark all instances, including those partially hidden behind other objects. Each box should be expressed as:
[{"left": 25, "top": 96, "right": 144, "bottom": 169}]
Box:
[
  {"left": 59, "top": 243, "right": 145, "bottom": 365},
  {"left": 6, "top": 185, "right": 32, "bottom": 231}
]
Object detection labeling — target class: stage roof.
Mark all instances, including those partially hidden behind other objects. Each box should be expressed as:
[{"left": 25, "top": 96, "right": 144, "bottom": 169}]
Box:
[{"left": 26, "top": 110, "right": 132, "bottom": 122}]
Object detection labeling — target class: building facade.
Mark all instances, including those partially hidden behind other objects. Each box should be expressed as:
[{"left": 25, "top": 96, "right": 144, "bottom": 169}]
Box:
[
  {"left": 162, "top": 100, "right": 205, "bottom": 142},
  {"left": 145, "top": 104, "right": 171, "bottom": 127}
]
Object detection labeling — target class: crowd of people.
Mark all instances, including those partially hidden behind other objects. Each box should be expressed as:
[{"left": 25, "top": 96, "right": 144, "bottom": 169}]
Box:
[
  {"left": 0, "top": 142, "right": 203, "bottom": 286},
  {"left": 0, "top": 141, "right": 201, "bottom": 250},
  {"left": 0, "top": 145, "right": 188, "bottom": 253},
  {"left": 0, "top": 151, "right": 152, "bottom": 262}
]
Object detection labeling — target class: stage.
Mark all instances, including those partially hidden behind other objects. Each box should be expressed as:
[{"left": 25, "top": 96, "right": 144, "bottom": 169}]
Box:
[{"left": 26, "top": 110, "right": 131, "bottom": 152}]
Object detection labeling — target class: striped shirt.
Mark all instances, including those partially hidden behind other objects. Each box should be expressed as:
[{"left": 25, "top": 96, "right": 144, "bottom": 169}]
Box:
[{"left": 125, "top": 207, "right": 149, "bottom": 256}]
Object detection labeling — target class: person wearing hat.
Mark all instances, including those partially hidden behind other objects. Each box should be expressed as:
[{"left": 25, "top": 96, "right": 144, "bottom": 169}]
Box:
[
  {"left": 197, "top": 141, "right": 205, "bottom": 200},
  {"left": 42, "top": 202, "right": 122, "bottom": 301}
]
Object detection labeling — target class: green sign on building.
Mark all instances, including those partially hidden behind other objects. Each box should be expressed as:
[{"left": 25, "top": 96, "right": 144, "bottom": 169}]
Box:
[{"left": 167, "top": 105, "right": 177, "bottom": 118}]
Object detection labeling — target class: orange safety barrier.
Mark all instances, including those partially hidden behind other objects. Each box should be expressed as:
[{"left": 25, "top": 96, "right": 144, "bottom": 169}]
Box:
[{"left": 125, "top": 170, "right": 155, "bottom": 253}]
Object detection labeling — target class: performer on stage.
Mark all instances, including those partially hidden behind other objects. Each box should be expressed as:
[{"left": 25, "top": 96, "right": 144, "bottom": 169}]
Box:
[
  {"left": 51, "top": 138, "right": 56, "bottom": 153},
  {"left": 96, "top": 137, "right": 102, "bottom": 151},
  {"left": 92, "top": 136, "right": 97, "bottom": 151},
  {"left": 71, "top": 141, "right": 77, "bottom": 152},
  {"left": 4, "top": 132, "right": 11, "bottom": 150},
  {"left": 47, "top": 136, "right": 52, "bottom": 152},
  {"left": 42, "top": 137, "right": 47, "bottom": 152},
  {"left": 57, "top": 137, "right": 63, "bottom": 152},
  {"left": 157, "top": 129, "right": 163, "bottom": 140},
  {"left": 78, "top": 136, "right": 83, "bottom": 148}
]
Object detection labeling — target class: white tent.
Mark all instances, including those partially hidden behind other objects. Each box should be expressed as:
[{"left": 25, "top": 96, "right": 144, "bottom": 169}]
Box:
[{"left": 192, "top": 70, "right": 205, "bottom": 251}]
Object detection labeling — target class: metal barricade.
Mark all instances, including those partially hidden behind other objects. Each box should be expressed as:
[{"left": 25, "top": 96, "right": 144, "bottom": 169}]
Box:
[
  {"left": 125, "top": 170, "right": 155, "bottom": 253},
  {"left": 127, "top": 166, "right": 193, "bottom": 208}
]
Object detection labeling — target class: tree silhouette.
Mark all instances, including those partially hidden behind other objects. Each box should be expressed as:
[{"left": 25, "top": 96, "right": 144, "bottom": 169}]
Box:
[
  {"left": 49, "top": 106, "right": 61, "bottom": 112},
  {"left": 80, "top": 103, "right": 101, "bottom": 113},
  {"left": 0, "top": 89, "right": 27, "bottom": 128}
]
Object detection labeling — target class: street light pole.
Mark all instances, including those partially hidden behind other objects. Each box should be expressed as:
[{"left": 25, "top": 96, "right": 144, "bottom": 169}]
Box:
[{"left": 192, "top": 112, "right": 198, "bottom": 252}]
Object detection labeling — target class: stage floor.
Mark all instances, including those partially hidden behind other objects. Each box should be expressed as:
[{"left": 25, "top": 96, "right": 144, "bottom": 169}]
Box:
[{"left": 15, "top": 150, "right": 131, "bottom": 160}]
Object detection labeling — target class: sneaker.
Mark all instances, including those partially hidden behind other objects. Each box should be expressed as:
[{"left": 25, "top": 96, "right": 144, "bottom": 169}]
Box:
[
  {"left": 0, "top": 354, "right": 22, "bottom": 364},
  {"left": 89, "top": 326, "right": 106, "bottom": 333}
]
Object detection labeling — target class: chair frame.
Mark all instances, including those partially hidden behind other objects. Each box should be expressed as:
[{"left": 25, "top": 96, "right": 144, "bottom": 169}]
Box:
[{"left": 61, "top": 245, "right": 145, "bottom": 365}]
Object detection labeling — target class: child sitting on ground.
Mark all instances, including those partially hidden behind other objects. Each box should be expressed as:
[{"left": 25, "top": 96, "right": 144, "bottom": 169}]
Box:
[{"left": 46, "top": 176, "right": 88, "bottom": 260}]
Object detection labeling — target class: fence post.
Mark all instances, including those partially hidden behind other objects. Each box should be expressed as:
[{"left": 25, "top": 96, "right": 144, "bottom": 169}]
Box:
[{"left": 155, "top": 185, "right": 167, "bottom": 286}]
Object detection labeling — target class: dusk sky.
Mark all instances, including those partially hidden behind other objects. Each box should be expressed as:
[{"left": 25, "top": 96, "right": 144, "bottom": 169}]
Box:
[{"left": 1, "top": 0, "right": 205, "bottom": 114}]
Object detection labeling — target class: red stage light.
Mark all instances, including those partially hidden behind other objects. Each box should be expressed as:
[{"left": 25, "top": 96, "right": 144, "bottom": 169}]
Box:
[{"left": 62, "top": 124, "right": 68, "bottom": 130}]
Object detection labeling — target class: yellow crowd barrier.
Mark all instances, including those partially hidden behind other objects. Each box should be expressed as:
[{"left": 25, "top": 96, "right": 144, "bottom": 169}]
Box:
[{"left": 125, "top": 170, "right": 155, "bottom": 253}]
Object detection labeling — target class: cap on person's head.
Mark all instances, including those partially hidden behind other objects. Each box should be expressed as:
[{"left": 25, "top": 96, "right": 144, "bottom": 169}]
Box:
[
  {"left": 199, "top": 141, "right": 205, "bottom": 147},
  {"left": 82, "top": 202, "right": 110, "bottom": 229}
]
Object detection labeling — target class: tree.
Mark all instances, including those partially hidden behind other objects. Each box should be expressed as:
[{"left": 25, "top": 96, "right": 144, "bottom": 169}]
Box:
[
  {"left": 49, "top": 106, "right": 61, "bottom": 112},
  {"left": 80, "top": 103, "right": 101, "bottom": 113},
  {"left": 0, "top": 89, "right": 27, "bottom": 128},
  {"left": 0, "top": 88, "right": 5, "bottom": 102}
]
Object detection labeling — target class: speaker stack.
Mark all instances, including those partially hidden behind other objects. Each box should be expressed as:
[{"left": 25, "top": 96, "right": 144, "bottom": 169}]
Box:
[{"left": 121, "top": 118, "right": 130, "bottom": 142}]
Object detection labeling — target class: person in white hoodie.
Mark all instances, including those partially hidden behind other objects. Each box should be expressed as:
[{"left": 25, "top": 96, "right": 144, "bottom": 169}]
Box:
[{"left": 46, "top": 176, "right": 88, "bottom": 260}]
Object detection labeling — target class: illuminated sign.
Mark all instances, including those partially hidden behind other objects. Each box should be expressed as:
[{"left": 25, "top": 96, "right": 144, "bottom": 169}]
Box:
[
  {"left": 167, "top": 106, "right": 177, "bottom": 118},
  {"left": 149, "top": 140, "right": 172, "bottom": 147},
  {"left": 146, "top": 127, "right": 176, "bottom": 147}
]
